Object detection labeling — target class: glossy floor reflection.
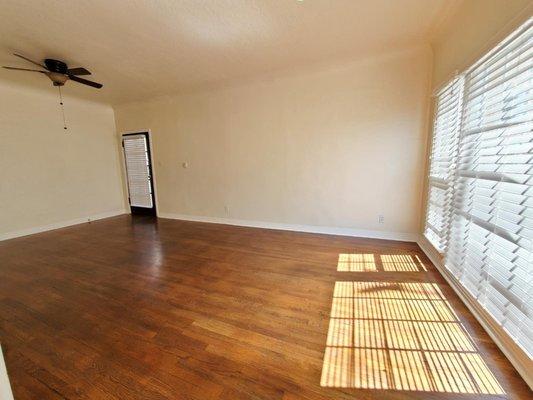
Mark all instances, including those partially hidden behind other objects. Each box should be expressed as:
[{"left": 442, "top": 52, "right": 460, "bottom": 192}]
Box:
[{"left": 321, "top": 282, "right": 505, "bottom": 394}]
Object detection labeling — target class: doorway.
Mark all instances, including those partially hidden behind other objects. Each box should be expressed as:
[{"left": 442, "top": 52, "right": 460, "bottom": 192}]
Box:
[{"left": 122, "top": 132, "right": 156, "bottom": 216}]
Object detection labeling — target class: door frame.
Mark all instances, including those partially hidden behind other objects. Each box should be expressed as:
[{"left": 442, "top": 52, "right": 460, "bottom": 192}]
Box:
[{"left": 121, "top": 130, "right": 158, "bottom": 216}]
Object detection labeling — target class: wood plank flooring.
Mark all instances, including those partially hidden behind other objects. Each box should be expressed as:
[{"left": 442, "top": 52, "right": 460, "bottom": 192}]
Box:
[{"left": 0, "top": 215, "right": 530, "bottom": 399}]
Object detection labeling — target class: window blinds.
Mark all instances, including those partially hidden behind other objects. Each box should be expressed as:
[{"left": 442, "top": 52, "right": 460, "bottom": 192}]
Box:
[
  {"left": 424, "top": 19, "right": 533, "bottom": 359},
  {"left": 424, "top": 77, "right": 463, "bottom": 252}
]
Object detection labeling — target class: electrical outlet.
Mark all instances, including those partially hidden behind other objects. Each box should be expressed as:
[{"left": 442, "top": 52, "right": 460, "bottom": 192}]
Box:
[{"left": 378, "top": 215, "right": 385, "bottom": 224}]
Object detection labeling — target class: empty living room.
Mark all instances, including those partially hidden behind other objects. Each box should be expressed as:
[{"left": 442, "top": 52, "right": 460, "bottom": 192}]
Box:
[{"left": 0, "top": 0, "right": 532, "bottom": 399}]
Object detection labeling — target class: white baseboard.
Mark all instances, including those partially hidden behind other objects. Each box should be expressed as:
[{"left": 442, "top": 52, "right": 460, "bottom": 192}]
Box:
[
  {"left": 417, "top": 235, "right": 533, "bottom": 390},
  {"left": 0, "top": 209, "right": 127, "bottom": 241},
  {"left": 0, "top": 346, "right": 14, "bottom": 400},
  {"left": 158, "top": 212, "right": 418, "bottom": 242}
]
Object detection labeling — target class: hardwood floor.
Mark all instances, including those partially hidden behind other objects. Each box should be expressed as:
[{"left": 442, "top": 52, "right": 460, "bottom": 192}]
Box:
[{"left": 0, "top": 215, "right": 530, "bottom": 399}]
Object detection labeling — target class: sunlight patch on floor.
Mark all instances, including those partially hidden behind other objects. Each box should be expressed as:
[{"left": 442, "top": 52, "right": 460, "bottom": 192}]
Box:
[
  {"left": 381, "top": 254, "right": 427, "bottom": 272},
  {"left": 337, "top": 254, "right": 427, "bottom": 272},
  {"left": 321, "top": 282, "right": 504, "bottom": 394},
  {"left": 337, "top": 254, "right": 376, "bottom": 272}
]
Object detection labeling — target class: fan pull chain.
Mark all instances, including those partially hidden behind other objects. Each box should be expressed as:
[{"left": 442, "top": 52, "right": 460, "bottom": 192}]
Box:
[{"left": 58, "top": 85, "right": 67, "bottom": 131}]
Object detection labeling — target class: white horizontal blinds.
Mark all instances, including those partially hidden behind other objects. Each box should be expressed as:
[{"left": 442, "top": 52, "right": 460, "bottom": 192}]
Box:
[
  {"left": 123, "top": 135, "right": 153, "bottom": 208},
  {"left": 445, "top": 20, "right": 533, "bottom": 358},
  {"left": 424, "top": 77, "right": 463, "bottom": 252}
]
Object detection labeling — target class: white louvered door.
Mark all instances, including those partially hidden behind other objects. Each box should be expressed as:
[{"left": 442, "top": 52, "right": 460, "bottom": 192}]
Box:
[{"left": 122, "top": 133, "right": 155, "bottom": 213}]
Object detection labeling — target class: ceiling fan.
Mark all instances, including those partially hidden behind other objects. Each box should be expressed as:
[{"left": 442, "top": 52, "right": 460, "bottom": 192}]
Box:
[
  {"left": 2, "top": 53, "right": 103, "bottom": 89},
  {"left": 2, "top": 53, "right": 104, "bottom": 130}
]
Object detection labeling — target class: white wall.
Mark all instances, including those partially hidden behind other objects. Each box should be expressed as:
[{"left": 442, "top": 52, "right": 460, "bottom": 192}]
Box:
[
  {"left": 114, "top": 46, "right": 432, "bottom": 238},
  {"left": 0, "top": 80, "right": 126, "bottom": 239}
]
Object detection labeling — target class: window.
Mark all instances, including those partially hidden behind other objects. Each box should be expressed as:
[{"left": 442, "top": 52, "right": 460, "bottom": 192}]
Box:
[
  {"left": 423, "top": 19, "right": 533, "bottom": 359},
  {"left": 424, "top": 77, "right": 463, "bottom": 252}
]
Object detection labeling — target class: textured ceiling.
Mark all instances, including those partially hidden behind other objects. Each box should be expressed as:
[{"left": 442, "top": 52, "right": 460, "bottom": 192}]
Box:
[{"left": 0, "top": 0, "right": 452, "bottom": 104}]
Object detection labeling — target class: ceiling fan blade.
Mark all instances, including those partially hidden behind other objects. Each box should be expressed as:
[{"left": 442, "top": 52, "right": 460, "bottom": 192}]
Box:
[
  {"left": 13, "top": 53, "right": 47, "bottom": 69},
  {"left": 68, "top": 74, "right": 103, "bottom": 89},
  {"left": 2, "top": 66, "right": 47, "bottom": 73},
  {"left": 67, "top": 67, "right": 91, "bottom": 76}
]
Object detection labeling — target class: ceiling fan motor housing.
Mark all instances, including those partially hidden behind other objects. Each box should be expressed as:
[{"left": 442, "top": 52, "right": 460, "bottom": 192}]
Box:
[
  {"left": 44, "top": 59, "right": 68, "bottom": 73},
  {"left": 44, "top": 59, "right": 69, "bottom": 86}
]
